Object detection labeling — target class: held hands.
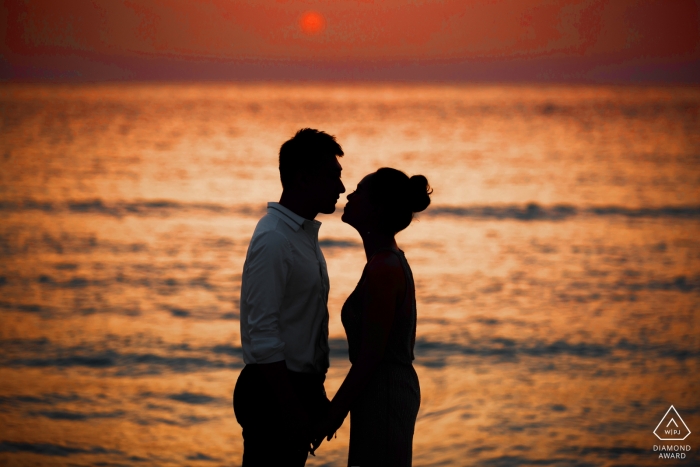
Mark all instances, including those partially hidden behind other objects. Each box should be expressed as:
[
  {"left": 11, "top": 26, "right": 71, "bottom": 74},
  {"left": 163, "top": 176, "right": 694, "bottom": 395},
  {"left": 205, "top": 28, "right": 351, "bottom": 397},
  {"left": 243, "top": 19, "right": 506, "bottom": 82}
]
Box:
[
  {"left": 309, "top": 419, "right": 331, "bottom": 455},
  {"left": 309, "top": 406, "right": 346, "bottom": 455},
  {"left": 287, "top": 403, "right": 332, "bottom": 457}
]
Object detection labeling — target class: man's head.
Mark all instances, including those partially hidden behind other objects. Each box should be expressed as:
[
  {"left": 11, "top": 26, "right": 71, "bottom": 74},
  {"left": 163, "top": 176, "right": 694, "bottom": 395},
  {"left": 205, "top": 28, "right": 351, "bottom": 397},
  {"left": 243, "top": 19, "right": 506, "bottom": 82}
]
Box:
[{"left": 279, "top": 128, "right": 345, "bottom": 215}]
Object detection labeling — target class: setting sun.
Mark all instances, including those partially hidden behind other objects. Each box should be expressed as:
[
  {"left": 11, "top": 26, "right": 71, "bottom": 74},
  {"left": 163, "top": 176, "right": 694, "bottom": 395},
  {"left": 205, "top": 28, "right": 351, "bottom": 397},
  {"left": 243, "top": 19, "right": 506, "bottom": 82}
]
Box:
[{"left": 300, "top": 11, "right": 325, "bottom": 35}]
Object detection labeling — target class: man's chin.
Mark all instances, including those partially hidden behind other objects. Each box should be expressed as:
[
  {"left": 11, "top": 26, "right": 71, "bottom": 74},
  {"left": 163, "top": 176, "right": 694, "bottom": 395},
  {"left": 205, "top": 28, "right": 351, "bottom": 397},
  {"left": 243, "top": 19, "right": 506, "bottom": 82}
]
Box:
[{"left": 319, "top": 205, "right": 337, "bottom": 215}]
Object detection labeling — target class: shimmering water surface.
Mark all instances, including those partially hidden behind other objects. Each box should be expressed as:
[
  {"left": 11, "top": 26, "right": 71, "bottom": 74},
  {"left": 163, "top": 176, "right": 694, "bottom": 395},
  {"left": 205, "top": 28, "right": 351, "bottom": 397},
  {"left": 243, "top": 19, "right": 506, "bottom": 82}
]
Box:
[{"left": 1, "top": 83, "right": 699, "bottom": 466}]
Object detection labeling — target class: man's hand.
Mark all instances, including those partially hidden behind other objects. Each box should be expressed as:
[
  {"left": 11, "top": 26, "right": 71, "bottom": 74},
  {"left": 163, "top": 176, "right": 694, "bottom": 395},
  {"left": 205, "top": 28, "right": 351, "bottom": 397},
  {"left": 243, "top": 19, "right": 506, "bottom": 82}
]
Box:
[
  {"left": 310, "top": 403, "right": 346, "bottom": 454},
  {"left": 309, "top": 418, "right": 327, "bottom": 455},
  {"left": 286, "top": 407, "right": 313, "bottom": 455}
]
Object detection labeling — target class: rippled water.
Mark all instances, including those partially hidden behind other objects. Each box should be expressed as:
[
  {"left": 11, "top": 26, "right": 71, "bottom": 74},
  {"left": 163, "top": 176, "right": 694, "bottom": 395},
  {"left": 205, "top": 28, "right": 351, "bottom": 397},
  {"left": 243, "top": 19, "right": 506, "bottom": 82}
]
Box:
[{"left": 1, "top": 83, "right": 699, "bottom": 466}]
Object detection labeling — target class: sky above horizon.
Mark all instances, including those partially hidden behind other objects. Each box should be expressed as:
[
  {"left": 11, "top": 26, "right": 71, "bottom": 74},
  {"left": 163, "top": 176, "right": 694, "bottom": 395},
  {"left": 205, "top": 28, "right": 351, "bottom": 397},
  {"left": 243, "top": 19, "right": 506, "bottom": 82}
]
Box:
[{"left": 1, "top": 0, "right": 699, "bottom": 82}]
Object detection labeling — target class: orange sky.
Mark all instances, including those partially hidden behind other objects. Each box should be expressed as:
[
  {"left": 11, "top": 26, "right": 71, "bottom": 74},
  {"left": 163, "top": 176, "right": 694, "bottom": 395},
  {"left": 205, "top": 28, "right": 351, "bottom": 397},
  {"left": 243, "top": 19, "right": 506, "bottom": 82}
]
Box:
[{"left": 1, "top": 0, "right": 699, "bottom": 81}]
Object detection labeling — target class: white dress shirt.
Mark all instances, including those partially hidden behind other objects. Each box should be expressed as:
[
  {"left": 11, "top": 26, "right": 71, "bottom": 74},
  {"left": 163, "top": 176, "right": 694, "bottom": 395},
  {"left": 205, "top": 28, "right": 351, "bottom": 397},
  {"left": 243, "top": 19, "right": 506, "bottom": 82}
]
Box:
[{"left": 239, "top": 202, "right": 330, "bottom": 374}]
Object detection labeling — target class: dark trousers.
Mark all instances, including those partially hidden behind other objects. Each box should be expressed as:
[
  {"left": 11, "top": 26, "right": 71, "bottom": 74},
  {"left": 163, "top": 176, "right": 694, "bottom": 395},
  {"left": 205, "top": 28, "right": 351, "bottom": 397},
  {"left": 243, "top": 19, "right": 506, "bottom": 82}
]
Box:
[{"left": 233, "top": 364, "right": 330, "bottom": 467}]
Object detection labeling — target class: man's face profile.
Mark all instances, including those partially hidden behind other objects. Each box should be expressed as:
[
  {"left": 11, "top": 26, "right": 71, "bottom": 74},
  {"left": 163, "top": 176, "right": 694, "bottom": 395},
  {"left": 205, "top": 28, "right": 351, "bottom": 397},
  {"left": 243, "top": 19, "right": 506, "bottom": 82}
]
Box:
[{"left": 306, "top": 156, "right": 345, "bottom": 215}]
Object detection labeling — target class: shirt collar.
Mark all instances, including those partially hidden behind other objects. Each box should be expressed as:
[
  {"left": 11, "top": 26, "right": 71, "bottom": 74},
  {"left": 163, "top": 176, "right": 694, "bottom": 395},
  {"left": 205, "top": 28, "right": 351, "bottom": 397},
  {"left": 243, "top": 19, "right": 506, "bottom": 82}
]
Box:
[{"left": 267, "top": 202, "right": 321, "bottom": 233}]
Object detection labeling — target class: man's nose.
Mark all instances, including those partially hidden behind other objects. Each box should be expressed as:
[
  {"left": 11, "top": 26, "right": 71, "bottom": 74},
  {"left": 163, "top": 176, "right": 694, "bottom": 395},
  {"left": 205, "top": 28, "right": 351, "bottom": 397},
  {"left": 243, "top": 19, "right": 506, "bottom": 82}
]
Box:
[{"left": 338, "top": 180, "right": 346, "bottom": 194}]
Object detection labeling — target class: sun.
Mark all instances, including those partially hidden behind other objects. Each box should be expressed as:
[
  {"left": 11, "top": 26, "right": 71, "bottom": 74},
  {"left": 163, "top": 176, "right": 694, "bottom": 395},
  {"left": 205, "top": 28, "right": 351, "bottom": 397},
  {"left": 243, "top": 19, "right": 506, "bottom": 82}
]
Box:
[{"left": 300, "top": 11, "right": 326, "bottom": 35}]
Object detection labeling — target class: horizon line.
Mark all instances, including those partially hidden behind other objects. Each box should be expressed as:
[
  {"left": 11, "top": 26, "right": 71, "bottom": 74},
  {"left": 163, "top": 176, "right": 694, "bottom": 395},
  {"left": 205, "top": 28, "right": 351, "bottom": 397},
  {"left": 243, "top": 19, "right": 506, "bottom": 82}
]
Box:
[{"left": 2, "top": 78, "right": 700, "bottom": 86}]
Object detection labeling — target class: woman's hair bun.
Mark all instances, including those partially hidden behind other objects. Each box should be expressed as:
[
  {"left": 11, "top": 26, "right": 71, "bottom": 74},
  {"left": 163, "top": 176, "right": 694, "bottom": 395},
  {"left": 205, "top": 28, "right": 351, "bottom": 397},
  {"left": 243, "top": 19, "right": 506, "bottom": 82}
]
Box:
[
  {"left": 367, "top": 167, "right": 433, "bottom": 233},
  {"left": 408, "top": 174, "right": 432, "bottom": 213}
]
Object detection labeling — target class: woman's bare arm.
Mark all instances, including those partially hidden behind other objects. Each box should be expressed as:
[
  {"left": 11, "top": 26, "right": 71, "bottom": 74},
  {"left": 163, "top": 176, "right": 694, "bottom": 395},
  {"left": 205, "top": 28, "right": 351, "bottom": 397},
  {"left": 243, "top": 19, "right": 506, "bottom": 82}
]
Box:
[{"left": 315, "top": 251, "right": 406, "bottom": 442}]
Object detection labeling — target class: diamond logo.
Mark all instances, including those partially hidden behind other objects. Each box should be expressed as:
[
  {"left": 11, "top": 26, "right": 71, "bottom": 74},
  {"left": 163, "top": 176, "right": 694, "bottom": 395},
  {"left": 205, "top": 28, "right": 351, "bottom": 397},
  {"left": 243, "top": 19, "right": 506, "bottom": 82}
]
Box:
[{"left": 653, "top": 405, "right": 691, "bottom": 441}]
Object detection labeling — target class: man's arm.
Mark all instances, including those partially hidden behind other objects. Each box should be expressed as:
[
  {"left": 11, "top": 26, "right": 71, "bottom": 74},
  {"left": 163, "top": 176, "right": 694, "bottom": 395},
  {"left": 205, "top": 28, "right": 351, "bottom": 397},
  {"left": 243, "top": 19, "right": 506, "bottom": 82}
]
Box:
[{"left": 242, "top": 229, "right": 310, "bottom": 445}]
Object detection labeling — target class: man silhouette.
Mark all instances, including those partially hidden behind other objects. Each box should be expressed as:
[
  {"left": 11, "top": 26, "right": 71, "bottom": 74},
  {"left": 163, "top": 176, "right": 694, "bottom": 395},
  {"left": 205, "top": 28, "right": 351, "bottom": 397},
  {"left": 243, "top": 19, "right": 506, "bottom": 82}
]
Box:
[{"left": 233, "top": 128, "right": 345, "bottom": 466}]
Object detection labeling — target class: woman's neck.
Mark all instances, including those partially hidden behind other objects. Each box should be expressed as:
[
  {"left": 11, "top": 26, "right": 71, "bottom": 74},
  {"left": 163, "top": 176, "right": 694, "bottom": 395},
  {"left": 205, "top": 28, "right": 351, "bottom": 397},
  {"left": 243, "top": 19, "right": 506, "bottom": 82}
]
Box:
[{"left": 359, "top": 229, "right": 398, "bottom": 261}]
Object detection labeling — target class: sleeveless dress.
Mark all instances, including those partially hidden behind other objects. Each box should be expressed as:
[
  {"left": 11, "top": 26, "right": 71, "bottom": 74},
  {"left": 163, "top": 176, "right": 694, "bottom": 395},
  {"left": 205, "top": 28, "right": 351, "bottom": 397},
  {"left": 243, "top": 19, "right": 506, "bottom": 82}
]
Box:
[{"left": 341, "top": 248, "right": 421, "bottom": 467}]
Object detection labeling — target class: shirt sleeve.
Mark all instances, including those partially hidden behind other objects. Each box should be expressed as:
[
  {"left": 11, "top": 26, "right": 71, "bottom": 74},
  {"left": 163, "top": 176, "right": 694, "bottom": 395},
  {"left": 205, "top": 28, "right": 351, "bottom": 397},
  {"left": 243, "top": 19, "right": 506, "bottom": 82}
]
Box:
[{"left": 241, "top": 229, "right": 291, "bottom": 363}]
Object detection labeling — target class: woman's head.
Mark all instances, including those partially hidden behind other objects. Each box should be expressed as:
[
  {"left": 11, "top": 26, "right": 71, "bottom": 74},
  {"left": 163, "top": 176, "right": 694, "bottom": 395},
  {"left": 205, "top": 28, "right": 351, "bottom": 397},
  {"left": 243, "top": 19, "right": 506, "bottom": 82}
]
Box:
[{"left": 342, "top": 167, "right": 432, "bottom": 234}]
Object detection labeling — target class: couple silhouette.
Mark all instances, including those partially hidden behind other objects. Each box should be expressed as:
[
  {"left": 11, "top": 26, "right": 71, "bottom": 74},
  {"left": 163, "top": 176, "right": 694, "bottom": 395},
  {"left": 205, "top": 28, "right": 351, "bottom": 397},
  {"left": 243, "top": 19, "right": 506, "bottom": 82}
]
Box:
[{"left": 233, "top": 128, "right": 431, "bottom": 467}]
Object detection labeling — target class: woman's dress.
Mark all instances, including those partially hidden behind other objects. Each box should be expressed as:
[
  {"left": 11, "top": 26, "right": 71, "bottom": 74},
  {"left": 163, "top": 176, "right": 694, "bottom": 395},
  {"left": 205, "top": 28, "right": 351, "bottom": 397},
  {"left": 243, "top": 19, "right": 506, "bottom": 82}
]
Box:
[{"left": 341, "top": 247, "right": 421, "bottom": 467}]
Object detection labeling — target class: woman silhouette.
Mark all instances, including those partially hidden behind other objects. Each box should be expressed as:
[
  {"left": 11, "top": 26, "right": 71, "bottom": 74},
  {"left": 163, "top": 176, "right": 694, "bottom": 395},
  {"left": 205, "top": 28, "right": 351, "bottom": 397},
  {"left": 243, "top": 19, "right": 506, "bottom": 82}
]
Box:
[{"left": 313, "top": 167, "right": 432, "bottom": 466}]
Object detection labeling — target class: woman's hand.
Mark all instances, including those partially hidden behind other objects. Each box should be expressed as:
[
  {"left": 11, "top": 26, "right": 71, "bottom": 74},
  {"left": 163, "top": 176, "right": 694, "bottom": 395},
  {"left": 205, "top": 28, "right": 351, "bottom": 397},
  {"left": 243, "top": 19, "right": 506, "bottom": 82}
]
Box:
[{"left": 310, "top": 406, "right": 346, "bottom": 454}]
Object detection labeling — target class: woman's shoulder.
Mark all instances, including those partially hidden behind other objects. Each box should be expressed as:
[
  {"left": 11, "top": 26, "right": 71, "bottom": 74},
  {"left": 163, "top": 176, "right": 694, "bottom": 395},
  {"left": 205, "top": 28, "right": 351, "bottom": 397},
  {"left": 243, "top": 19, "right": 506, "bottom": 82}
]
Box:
[
  {"left": 365, "top": 249, "right": 405, "bottom": 286},
  {"left": 368, "top": 249, "right": 403, "bottom": 268}
]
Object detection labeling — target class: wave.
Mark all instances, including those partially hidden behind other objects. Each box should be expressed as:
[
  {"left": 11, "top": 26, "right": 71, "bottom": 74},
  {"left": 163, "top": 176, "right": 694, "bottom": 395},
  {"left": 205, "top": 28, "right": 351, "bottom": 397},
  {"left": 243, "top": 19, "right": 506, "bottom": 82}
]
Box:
[
  {"left": 426, "top": 203, "right": 700, "bottom": 220},
  {"left": 31, "top": 410, "right": 125, "bottom": 421},
  {"left": 0, "top": 441, "right": 124, "bottom": 457},
  {"left": 0, "top": 199, "right": 254, "bottom": 218},
  {"left": 1, "top": 335, "right": 695, "bottom": 376},
  {"left": 318, "top": 239, "right": 361, "bottom": 248},
  {"left": 427, "top": 204, "right": 578, "bottom": 220},
  {"left": 3, "top": 199, "right": 699, "bottom": 221}
]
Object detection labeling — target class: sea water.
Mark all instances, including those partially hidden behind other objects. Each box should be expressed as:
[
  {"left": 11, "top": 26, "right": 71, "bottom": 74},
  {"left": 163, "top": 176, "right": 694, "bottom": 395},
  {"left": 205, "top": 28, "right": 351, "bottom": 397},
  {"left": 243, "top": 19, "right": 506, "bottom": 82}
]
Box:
[{"left": 0, "top": 83, "right": 698, "bottom": 466}]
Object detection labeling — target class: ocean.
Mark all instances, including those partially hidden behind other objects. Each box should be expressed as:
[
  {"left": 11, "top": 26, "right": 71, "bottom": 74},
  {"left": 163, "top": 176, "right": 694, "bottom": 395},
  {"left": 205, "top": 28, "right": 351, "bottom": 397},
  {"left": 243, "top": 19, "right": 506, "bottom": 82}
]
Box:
[{"left": 0, "top": 83, "right": 698, "bottom": 466}]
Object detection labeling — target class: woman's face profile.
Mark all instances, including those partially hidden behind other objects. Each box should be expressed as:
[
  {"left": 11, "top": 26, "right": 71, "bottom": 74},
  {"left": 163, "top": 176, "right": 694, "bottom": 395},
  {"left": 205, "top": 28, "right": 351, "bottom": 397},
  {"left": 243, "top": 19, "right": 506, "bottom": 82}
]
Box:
[{"left": 341, "top": 174, "right": 375, "bottom": 230}]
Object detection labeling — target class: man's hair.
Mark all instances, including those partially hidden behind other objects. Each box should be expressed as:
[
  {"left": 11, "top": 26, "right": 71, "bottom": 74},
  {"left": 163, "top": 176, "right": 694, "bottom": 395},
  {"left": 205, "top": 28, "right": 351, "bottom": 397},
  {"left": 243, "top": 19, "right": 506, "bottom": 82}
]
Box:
[{"left": 279, "top": 128, "right": 344, "bottom": 189}]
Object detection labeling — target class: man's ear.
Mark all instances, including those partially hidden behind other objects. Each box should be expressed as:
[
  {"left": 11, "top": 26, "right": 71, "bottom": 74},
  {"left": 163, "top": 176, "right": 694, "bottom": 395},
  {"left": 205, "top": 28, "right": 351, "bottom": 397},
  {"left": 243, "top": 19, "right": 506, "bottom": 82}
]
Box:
[
  {"left": 297, "top": 170, "right": 318, "bottom": 190},
  {"left": 297, "top": 172, "right": 309, "bottom": 188},
  {"left": 287, "top": 170, "right": 305, "bottom": 190}
]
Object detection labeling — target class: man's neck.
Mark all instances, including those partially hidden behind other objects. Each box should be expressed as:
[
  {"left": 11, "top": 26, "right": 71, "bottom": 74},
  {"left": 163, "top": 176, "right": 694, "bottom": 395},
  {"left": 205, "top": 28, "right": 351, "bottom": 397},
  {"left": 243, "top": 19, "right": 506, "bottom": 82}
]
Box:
[{"left": 278, "top": 191, "right": 318, "bottom": 221}]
